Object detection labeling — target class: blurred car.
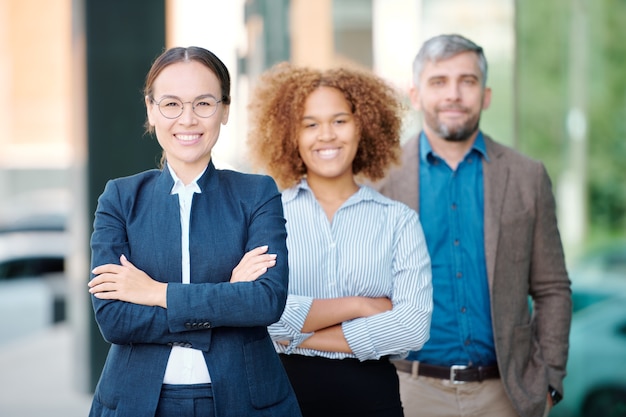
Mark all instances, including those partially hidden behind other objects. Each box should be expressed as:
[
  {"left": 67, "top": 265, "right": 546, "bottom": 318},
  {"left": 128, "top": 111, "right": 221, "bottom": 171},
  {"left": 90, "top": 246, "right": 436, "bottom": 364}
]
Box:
[
  {"left": 550, "top": 282, "right": 626, "bottom": 417},
  {"left": 0, "top": 220, "right": 69, "bottom": 346},
  {"left": 569, "top": 240, "right": 626, "bottom": 284}
]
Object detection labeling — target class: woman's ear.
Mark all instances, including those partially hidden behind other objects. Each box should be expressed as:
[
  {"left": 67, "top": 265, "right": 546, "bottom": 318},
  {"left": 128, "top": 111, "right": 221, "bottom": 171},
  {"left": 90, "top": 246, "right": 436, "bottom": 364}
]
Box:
[
  {"left": 221, "top": 104, "right": 230, "bottom": 125},
  {"left": 145, "top": 96, "right": 156, "bottom": 127}
]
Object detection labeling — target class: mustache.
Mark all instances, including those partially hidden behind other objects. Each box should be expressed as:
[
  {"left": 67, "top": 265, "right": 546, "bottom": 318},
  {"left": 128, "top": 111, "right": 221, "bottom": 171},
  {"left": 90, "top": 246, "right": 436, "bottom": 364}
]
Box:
[{"left": 436, "top": 105, "right": 469, "bottom": 112}]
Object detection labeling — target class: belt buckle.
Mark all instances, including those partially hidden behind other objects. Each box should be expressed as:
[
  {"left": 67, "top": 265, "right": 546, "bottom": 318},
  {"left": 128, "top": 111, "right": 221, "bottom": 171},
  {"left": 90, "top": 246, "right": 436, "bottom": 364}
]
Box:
[{"left": 450, "top": 365, "right": 468, "bottom": 384}]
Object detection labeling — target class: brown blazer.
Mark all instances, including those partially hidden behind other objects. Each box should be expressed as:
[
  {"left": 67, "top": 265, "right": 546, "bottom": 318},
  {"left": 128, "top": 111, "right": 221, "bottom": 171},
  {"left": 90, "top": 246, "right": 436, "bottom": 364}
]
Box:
[{"left": 377, "top": 134, "right": 572, "bottom": 417}]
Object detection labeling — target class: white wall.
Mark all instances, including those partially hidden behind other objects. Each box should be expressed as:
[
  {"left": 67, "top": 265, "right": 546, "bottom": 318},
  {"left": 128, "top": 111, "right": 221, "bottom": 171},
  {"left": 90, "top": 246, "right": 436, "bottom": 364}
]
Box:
[{"left": 167, "top": 0, "right": 247, "bottom": 169}]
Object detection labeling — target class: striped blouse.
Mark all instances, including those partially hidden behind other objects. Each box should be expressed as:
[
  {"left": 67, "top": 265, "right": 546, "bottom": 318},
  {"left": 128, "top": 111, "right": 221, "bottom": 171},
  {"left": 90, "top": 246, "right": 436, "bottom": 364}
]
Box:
[{"left": 268, "top": 179, "right": 433, "bottom": 361}]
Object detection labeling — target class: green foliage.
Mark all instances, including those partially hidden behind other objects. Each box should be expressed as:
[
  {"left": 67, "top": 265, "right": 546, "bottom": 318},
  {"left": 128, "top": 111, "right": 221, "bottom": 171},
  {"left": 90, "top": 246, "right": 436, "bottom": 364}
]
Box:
[
  {"left": 516, "top": 0, "right": 626, "bottom": 246},
  {"left": 586, "top": 0, "right": 626, "bottom": 232},
  {"left": 515, "top": 0, "right": 569, "bottom": 181}
]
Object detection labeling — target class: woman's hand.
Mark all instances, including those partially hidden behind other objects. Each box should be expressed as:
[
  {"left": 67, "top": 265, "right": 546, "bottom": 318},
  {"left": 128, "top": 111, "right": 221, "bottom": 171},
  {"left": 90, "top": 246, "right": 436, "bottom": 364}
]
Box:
[
  {"left": 88, "top": 254, "right": 168, "bottom": 308},
  {"left": 230, "top": 245, "right": 277, "bottom": 283}
]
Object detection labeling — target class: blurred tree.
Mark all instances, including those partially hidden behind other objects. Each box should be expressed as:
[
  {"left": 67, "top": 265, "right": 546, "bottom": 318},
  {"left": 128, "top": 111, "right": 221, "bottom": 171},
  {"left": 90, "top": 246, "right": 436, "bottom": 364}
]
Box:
[
  {"left": 586, "top": 0, "right": 626, "bottom": 235},
  {"left": 516, "top": 0, "right": 626, "bottom": 248},
  {"left": 515, "top": 0, "right": 569, "bottom": 182}
]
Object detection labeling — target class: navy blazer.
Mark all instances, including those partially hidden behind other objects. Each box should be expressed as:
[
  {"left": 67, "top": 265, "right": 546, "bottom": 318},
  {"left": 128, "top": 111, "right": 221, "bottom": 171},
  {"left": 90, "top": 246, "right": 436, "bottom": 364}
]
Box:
[{"left": 89, "top": 162, "right": 301, "bottom": 417}]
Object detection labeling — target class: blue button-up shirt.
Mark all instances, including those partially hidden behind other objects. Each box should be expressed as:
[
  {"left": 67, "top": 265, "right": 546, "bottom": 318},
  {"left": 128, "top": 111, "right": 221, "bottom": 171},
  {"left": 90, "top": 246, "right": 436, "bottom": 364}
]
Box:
[{"left": 406, "top": 131, "right": 496, "bottom": 367}]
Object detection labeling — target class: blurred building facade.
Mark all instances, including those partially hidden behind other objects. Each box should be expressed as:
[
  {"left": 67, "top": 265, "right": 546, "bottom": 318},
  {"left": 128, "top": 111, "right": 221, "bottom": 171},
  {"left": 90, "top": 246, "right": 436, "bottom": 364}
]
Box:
[
  {"left": 0, "top": 0, "right": 73, "bottom": 219},
  {"left": 0, "top": 1, "right": 517, "bottom": 390},
  {"left": 1, "top": 0, "right": 524, "bottom": 393},
  {"left": 0, "top": 0, "right": 515, "bottom": 200},
  {"left": 241, "top": 0, "right": 515, "bottom": 165}
]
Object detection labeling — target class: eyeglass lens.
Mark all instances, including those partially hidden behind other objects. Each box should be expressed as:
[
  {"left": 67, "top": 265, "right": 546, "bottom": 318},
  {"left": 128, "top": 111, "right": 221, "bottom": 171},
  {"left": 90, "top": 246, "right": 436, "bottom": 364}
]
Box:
[{"left": 157, "top": 96, "right": 220, "bottom": 119}]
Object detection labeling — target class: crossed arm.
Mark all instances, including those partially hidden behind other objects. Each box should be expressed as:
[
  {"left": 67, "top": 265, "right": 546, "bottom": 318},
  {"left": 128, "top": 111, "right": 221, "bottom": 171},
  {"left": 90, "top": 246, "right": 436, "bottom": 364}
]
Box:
[
  {"left": 88, "top": 245, "right": 277, "bottom": 307},
  {"left": 293, "top": 296, "right": 392, "bottom": 353},
  {"left": 89, "top": 246, "right": 391, "bottom": 354}
]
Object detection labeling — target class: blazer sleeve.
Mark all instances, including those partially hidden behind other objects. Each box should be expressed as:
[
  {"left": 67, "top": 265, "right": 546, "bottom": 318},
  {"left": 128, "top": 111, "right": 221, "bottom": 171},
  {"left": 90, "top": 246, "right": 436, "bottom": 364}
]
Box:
[
  {"left": 90, "top": 179, "right": 201, "bottom": 347},
  {"left": 528, "top": 164, "right": 572, "bottom": 393},
  {"left": 166, "top": 176, "right": 289, "bottom": 337},
  {"left": 91, "top": 175, "right": 289, "bottom": 351}
]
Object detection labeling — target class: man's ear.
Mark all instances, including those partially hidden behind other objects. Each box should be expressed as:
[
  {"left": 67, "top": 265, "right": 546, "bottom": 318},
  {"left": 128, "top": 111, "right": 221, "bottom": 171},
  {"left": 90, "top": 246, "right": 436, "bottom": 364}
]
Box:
[
  {"left": 409, "top": 86, "right": 421, "bottom": 112},
  {"left": 482, "top": 87, "right": 492, "bottom": 111}
]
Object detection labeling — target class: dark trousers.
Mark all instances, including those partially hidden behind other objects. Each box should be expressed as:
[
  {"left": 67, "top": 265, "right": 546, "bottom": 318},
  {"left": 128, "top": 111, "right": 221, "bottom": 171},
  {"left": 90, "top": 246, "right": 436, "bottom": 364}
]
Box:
[
  {"left": 155, "top": 383, "right": 214, "bottom": 417},
  {"left": 280, "top": 354, "right": 404, "bottom": 417}
]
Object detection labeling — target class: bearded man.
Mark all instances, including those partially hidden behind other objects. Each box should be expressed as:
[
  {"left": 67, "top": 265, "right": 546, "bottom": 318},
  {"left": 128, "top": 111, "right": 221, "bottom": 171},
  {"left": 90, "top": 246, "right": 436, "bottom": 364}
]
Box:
[{"left": 376, "top": 34, "right": 572, "bottom": 417}]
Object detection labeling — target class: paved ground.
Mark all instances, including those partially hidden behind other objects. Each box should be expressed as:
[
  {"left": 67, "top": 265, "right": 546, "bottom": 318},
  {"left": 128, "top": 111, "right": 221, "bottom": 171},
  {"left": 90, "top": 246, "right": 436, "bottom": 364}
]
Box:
[{"left": 0, "top": 323, "right": 93, "bottom": 417}]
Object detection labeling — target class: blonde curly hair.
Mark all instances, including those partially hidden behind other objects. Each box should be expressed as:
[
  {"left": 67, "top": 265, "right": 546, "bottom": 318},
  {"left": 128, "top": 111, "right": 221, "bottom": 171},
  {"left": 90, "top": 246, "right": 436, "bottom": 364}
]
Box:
[{"left": 246, "top": 62, "right": 404, "bottom": 189}]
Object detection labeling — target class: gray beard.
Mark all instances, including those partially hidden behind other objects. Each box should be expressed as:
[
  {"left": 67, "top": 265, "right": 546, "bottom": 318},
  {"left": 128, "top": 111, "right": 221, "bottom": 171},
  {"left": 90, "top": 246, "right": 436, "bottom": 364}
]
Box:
[{"left": 435, "top": 120, "right": 480, "bottom": 143}]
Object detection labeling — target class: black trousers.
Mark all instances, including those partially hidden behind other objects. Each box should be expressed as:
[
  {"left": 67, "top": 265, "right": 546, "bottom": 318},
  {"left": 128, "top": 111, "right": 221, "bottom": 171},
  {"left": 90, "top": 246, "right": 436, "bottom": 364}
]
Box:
[{"left": 280, "top": 354, "right": 404, "bottom": 417}]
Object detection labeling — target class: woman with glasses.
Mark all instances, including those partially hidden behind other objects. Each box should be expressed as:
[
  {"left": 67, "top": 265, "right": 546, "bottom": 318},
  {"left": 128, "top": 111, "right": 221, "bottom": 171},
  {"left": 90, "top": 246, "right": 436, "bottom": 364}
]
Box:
[
  {"left": 87, "top": 47, "right": 301, "bottom": 417},
  {"left": 246, "top": 62, "right": 433, "bottom": 417}
]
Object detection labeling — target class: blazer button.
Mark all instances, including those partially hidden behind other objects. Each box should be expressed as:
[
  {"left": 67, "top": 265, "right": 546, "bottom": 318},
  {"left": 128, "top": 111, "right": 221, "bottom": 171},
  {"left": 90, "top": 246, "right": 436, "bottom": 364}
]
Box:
[
  {"left": 202, "top": 322, "right": 211, "bottom": 329},
  {"left": 184, "top": 323, "right": 192, "bottom": 329}
]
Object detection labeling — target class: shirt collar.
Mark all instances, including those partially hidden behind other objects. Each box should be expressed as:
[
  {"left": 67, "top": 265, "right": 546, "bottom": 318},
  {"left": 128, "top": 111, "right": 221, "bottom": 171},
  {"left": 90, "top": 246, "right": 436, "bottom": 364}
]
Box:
[
  {"left": 419, "top": 130, "right": 489, "bottom": 165},
  {"left": 282, "top": 178, "right": 391, "bottom": 206},
  {"left": 167, "top": 163, "right": 204, "bottom": 195}
]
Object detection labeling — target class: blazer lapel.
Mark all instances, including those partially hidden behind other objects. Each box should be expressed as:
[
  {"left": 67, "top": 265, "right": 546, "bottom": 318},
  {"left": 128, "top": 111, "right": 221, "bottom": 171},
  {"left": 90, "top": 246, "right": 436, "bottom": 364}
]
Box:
[
  {"left": 189, "top": 162, "right": 223, "bottom": 284},
  {"left": 482, "top": 136, "right": 508, "bottom": 291},
  {"left": 152, "top": 168, "right": 183, "bottom": 283}
]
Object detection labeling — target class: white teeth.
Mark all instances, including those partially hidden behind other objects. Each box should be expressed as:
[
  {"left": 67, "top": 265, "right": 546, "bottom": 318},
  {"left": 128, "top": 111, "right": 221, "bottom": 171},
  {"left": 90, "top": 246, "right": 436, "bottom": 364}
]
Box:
[
  {"left": 316, "top": 148, "right": 339, "bottom": 159},
  {"left": 176, "top": 134, "right": 200, "bottom": 141}
]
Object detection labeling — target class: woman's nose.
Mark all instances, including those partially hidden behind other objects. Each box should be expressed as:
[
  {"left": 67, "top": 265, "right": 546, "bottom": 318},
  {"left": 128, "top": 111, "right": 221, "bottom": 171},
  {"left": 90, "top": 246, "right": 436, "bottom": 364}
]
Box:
[
  {"left": 318, "top": 124, "right": 336, "bottom": 141},
  {"left": 178, "top": 103, "right": 197, "bottom": 124}
]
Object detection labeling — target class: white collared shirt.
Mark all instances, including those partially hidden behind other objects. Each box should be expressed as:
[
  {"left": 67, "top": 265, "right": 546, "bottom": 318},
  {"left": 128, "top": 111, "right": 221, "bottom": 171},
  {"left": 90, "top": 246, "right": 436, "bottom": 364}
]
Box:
[{"left": 163, "top": 164, "right": 212, "bottom": 384}]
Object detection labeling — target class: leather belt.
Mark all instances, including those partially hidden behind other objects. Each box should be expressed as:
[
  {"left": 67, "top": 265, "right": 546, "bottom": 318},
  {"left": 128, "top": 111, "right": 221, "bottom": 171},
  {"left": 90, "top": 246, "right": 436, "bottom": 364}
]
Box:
[{"left": 393, "top": 359, "right": 499, "bottom": 384}]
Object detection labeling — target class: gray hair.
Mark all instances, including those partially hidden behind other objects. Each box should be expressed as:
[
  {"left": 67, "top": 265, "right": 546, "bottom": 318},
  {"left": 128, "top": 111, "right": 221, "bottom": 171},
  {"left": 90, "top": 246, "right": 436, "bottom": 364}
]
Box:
[{"left": 412, "top": 34, "right": 488, "bottom": 88}]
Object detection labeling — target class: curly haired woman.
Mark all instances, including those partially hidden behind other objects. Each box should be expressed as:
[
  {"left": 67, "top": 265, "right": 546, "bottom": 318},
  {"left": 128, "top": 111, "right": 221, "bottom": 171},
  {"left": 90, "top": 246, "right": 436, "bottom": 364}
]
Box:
[{"left": 246, "top": 62, "right": 433, "bottom": 417}]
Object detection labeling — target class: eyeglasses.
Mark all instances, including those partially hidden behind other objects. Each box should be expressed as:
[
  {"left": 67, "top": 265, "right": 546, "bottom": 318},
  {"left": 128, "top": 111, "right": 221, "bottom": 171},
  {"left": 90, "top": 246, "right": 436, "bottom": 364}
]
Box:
[{"left": 152, "top": 95, "right": 222, "bottom": 119}]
